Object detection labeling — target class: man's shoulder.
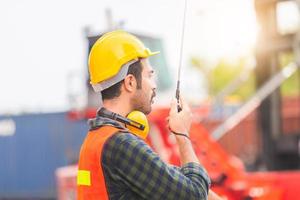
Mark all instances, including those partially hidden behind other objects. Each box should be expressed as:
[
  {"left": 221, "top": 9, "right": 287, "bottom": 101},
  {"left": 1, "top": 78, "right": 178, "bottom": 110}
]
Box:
[
  {"left": 103, "top": 131, "right": 147, "bottom": 156},
  {"left": 107, "top": 131, "right": 142, "bottom": 146},
  {"left": 101, "top": 130, "right": 153, "bottom": 169}
]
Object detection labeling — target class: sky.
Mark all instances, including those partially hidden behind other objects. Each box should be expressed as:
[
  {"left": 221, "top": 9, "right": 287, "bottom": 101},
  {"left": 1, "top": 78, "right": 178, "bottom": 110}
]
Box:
[{"left": 0, "top": 0, "right": 260, "bottom": 114}]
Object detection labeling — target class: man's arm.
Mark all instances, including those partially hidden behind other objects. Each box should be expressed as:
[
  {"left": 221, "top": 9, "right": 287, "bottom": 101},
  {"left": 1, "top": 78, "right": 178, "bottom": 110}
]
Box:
[
  {"left": 103, "top": 133, "right": 210, "bottom": 200},
  {"left": 168, "top": 97, "right": 201, "bottom": 165},
  {"left": 168, "top": 96, "right": 223, "bottom": 200}
]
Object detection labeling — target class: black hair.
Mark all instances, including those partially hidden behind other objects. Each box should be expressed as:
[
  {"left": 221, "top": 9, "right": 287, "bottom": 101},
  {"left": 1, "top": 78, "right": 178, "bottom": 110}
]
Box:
[{"left": 101, "top": 60, "right": 143, "bottom": 100}]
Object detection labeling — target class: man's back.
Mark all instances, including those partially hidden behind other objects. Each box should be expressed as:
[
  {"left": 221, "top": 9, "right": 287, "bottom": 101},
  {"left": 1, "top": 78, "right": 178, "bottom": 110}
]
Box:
[{"left": 100, "top": 117, "right": 210, "bottom": 199}]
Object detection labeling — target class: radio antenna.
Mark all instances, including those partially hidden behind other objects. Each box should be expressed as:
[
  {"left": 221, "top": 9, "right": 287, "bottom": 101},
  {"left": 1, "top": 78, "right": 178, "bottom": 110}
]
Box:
[{"left": 176, "top": 0, "right": 188, "bottom": 111}]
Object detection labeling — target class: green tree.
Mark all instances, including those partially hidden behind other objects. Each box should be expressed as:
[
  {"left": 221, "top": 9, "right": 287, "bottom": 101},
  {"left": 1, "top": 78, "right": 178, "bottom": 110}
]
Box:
[{"left": 191, "top": 57, "right": 256, "bottom": 101}]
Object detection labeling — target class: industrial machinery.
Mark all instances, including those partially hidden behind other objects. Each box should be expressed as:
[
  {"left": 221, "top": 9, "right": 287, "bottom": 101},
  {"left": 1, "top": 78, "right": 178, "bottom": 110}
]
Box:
[
  {"left": 57, "top": 1, "right": 300, "bottom": 198},
  {"left": 1, "top": 1, "right": 300, "bottom": 199},
  {"left": 56, "top": 9, "right": 300, "bottom": 197}
]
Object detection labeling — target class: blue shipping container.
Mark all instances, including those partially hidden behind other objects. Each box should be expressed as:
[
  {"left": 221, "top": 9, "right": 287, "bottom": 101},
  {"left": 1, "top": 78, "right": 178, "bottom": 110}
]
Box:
[{"left": 0, "top": 112, "right": 87, "bottom": 199}]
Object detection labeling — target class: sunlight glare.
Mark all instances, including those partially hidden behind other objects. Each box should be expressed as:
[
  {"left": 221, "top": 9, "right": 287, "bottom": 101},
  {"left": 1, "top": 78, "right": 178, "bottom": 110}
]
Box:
[{"left": 189, "top": 0, "right": 258, "bottom": 59}]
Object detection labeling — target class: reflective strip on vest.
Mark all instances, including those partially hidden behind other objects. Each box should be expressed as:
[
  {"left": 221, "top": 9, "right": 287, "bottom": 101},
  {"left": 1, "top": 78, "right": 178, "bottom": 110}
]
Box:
[
  {"left": 77, "top": 170, "right": 91, "bottom": 186},
  {"left": 77, "top": 126, "right": 120, "bottom": 200}
]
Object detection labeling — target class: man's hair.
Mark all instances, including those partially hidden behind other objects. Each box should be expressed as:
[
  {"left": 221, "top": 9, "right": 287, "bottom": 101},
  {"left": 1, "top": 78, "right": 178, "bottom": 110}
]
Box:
[{"left": 101, "top": 60, "right": 143, "bottom": 100}]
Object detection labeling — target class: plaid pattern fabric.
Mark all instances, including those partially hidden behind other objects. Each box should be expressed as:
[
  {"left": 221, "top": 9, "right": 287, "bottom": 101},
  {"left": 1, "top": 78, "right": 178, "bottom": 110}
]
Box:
[{"left": 98, "top": 117, "right": 210, "bottom": 200}]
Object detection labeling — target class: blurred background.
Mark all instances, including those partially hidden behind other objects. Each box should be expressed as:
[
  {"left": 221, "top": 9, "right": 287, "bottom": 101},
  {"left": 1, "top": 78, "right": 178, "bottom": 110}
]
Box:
[{"left": 0, "top": 0, "right": 300, "bottom": 199}]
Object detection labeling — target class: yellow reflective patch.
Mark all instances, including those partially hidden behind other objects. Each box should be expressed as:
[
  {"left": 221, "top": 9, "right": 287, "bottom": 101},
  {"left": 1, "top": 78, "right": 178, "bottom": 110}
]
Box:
[{"left": 77, "top": 170, "right": 91, "bottom": 186}]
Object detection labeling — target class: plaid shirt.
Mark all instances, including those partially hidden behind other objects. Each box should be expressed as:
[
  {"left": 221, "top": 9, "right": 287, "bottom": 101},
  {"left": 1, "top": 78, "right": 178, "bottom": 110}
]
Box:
[{"left": 97, "top": 116, "right": 211, "bottom": 200}]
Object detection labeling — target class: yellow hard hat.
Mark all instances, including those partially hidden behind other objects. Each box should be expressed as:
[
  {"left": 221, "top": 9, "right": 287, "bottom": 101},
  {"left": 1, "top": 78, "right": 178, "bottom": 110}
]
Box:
[{"left": 89, "top": 30, "right": 159, "bottom": 85}]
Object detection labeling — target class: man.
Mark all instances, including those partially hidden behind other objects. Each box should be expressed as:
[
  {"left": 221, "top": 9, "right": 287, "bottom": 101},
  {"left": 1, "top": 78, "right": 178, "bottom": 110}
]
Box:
[{"left": 77, "top": 30, "right": 221, "bottom": 200}]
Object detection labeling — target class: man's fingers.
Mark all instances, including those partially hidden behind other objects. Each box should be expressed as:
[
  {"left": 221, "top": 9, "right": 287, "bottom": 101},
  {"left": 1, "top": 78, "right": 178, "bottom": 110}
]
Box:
[
  {"left": 170, "top": 99, "right": 178, "bottom": 115},
  {"left": 171, "top": 96, "right": 190, "bottom": 114},
  {"left": 179, "top": 95, "right": 189, "bottom": 111}
]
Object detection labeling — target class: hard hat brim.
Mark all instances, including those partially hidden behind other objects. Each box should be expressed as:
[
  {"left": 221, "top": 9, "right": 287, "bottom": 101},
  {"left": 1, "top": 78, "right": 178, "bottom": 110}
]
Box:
[{"left": 148, "top": 51, "right": 160, "bottom": 56}]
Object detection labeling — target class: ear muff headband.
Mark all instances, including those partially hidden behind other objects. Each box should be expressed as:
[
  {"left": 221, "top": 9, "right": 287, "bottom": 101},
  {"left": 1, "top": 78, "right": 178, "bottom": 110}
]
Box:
[{"left": 97, "top": 108, "right": 145, "bottom": 131}]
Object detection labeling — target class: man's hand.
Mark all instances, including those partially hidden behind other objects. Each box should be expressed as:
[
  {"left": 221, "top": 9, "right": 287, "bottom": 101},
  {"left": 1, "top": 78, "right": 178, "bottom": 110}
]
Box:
[
  {"left": 167, "top": 96, "right": 198, "bottom": 165},
  {"left": 168, "top": 96, "right": 192, "bottom": 136}
]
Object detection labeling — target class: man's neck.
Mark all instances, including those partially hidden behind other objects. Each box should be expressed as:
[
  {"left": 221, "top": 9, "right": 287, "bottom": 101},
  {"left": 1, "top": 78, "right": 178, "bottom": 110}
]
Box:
[{"left": 102, "top": 98, "right": 131, "bottom": 117}]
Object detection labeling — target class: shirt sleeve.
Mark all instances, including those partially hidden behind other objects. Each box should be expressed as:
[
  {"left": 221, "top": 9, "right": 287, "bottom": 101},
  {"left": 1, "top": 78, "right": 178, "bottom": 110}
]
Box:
[{"left": 103, "top": 132, "right": 211, "bottom": 200}]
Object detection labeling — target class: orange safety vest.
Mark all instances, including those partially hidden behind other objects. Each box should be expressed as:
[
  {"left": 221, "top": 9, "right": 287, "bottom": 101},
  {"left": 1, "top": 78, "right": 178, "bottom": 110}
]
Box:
[{"left": 77, "top": 126, "right": 120, "bottom": 200}]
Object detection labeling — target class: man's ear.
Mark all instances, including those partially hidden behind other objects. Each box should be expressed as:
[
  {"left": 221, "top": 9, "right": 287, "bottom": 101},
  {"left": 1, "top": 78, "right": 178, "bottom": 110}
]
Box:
[{"left": 123, "top": 74, "right": 137, "bottom": 92}]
